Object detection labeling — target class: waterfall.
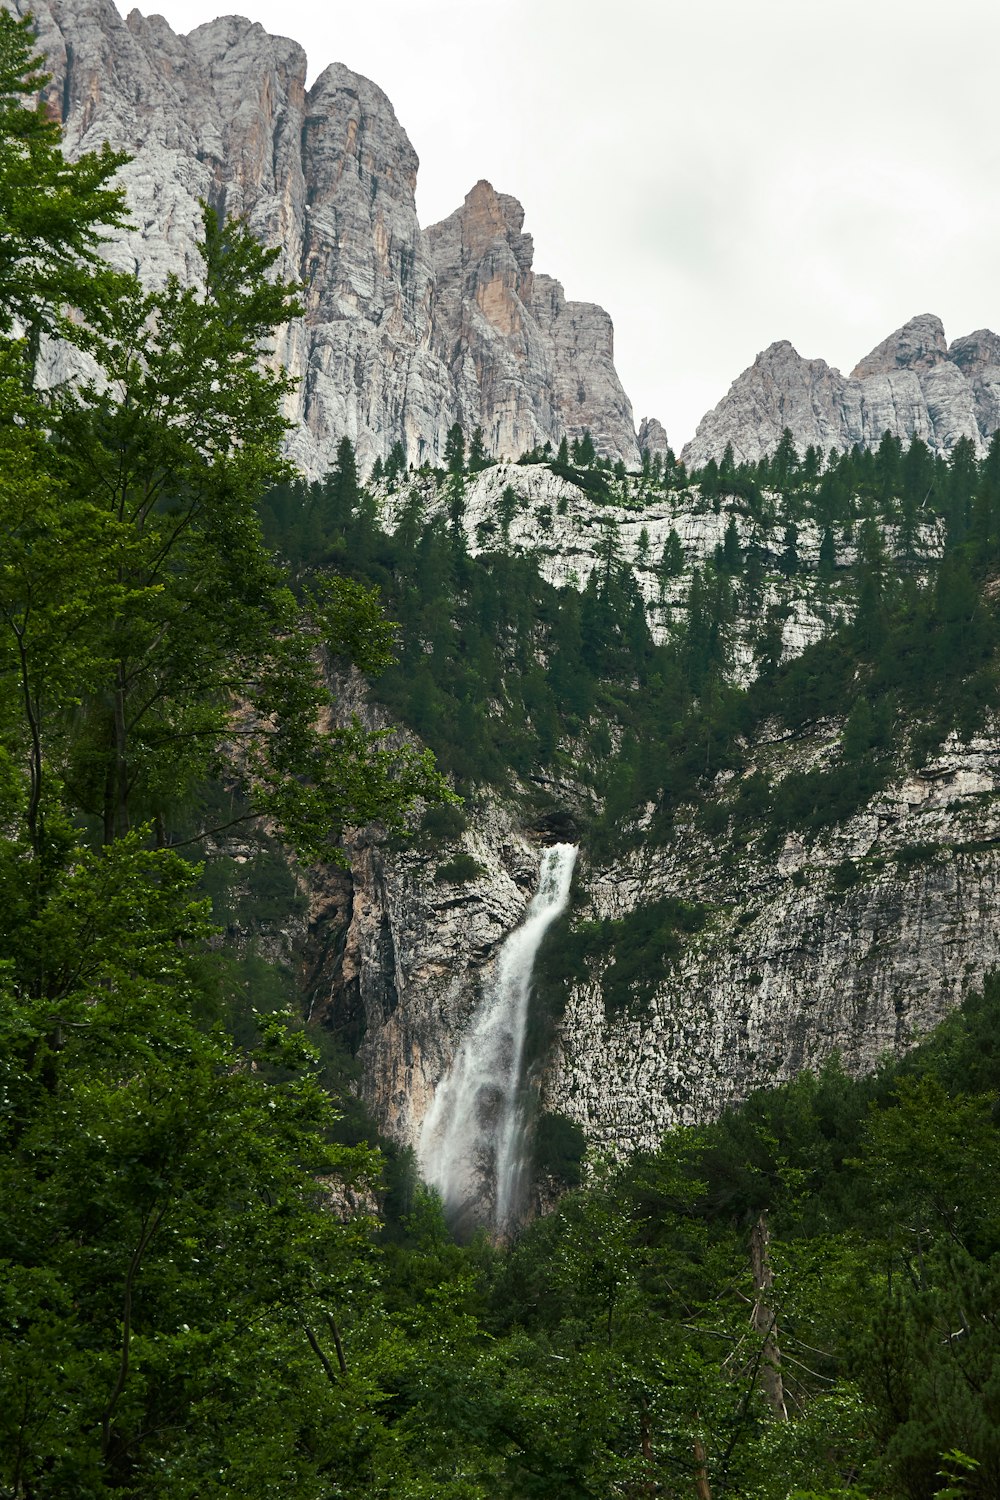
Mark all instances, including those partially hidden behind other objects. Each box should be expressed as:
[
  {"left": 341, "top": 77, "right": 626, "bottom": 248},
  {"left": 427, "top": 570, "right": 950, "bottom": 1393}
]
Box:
[{"left": 418, "top": 842, "right": 578, "bottom": 1233}]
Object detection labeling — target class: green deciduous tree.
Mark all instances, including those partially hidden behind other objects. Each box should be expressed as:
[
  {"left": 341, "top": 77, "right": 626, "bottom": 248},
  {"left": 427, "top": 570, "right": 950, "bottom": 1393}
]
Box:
[
  {"left": 0, "top": 48, "right": 454, "bottom": 1495},
  {"left": 0, "top": 11, "right": 131, "bottom": 380},
  {"left": 0, "top": 835, "right": 382, "bottom": 1495}
]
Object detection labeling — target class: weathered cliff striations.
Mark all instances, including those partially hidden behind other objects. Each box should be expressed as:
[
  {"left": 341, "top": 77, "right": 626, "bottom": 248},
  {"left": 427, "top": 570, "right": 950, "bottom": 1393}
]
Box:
[
  {"left": 424, "top": 182, "right": 640, "bottom": 466},
  {"left": 683, "top": 314, "right": 1000, "bottom": 469},
  {"left": 17, "top": 0, "right": 645, "bottom": 472},
  {"left": 324, "top": 718, "right": 1000, "bottom": 1164},
  {"left": 546, "top": 728, "right": 1000, "bottom": 1156}
]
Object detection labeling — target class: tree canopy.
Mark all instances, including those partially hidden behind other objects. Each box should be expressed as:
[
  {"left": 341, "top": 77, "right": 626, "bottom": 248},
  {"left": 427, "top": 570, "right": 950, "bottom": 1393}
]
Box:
[{"left": 0, "top": 24, "right": 452, "bottom": 1492}]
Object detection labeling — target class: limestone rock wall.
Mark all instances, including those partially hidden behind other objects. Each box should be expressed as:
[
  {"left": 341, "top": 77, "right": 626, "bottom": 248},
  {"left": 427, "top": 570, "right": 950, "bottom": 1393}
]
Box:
[
  {"left": 326, "top": 711, "right": 1000, "bottom": 1158},
  {"left": 16, "top": 0, "right": 644, "bottom": 473},
  {"left": 303, "top": 469, "right": 969, "bottom": 1159},
  {"left": 545, "top": 729, "right": 1000, "bottom": 1156},
  {"left": 683, "top": 314, "right": 1000, "bottom": 470},
  {"left": 306, "top": 791, "right": 542, "bottom": 1149},
  {"left": 425, "top": 182, "right": 554, "bottom": 463},
  {"left": 311, "top": 708, "right": 1000, "bottom": 1158}
]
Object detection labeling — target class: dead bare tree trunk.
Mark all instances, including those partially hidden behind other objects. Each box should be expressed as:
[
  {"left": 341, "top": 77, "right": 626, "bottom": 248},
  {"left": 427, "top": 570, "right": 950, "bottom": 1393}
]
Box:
[{"left": 749, "top": 1209, "right": 788, "bottom": 1421}]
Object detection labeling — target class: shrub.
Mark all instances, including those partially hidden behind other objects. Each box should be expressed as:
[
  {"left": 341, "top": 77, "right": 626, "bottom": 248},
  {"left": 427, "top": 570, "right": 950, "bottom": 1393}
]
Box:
[
  {"left": 419, "top": 802, "right": 469, "bottom": 843},
  {"left": 434, "top": 853, "right": 487, "bottom": 884},
  {"left": 533, "top": 1111, "right": 586, "bottom": 1187}
]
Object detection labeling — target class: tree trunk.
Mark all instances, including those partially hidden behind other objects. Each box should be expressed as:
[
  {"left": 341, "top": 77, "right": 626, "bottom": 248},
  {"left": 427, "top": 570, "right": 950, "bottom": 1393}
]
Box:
[
  {"left": 693, "top": 1432, "right": 712, "bottom": 1500},
  {"left": 639, "top": 1394, "right": 655, "bottom": 1497},
  {"left": 749, "top": 1210, "right": 788, "bottom": 1421},
  {"left": 103, "top": 668, "right": 130, "bottom": 844}
]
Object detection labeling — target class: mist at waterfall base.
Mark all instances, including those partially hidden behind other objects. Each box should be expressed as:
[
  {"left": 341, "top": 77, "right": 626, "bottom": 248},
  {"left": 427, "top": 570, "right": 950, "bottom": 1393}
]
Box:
[{"left": 418, "top": 844, "right": 578, "bottom": 1236}]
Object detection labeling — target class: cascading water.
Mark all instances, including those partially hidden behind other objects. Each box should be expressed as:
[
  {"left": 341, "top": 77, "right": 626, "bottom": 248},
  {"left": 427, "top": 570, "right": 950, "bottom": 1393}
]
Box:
[{"left": 418, "top": 842, "right": 578, "bottom": 1233}]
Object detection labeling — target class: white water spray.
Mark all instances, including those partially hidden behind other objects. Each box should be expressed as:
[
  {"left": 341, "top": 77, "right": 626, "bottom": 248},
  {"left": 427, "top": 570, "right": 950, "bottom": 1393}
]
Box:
[{"left": 419, "top": 843, "right": 578, "bottom": 1232}]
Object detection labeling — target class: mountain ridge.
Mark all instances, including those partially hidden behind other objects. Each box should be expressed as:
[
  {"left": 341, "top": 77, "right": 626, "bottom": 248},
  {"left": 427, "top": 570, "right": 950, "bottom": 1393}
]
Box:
[
  {"left": 682, "top": 311, "right": 1000, "bottom": 469},
  {"left": 21, "top": 0, "right": 1000, "bottom": 477}
]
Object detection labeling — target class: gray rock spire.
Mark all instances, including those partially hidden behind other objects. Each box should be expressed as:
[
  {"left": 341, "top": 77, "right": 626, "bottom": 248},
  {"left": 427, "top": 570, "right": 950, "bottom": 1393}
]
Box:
[
  {"left": 683, "top": 313, "right": 1000, "bottom": 469},
  {"left": 17, "top": 0, "right": 640, "bottom": 473}
]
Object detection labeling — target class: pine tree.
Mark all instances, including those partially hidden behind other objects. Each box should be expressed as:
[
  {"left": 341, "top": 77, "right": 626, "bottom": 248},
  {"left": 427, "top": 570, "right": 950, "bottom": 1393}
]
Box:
[
  {"left": 854, "top": 516, "right": 889, "bottom": 653},
  {"left": 659, "top": 528, "right": 685, "bottom": 585},
  {"left": 945, "top": 435, "right": 978, "bottom": 544},
  {"left": 819, "top": 525, "right": 837, "bottom": 578},
  {"left": 770, "top": 428, "right": 799, "bottom": 491},
  {"left": 443, "top": 421, "right": 466, "bottom": 476},
  {"left": 384, "top": 438, "right": 407, "bottom": 483},
  {"left": 577, "top": 429, "right": 596, "bottom": 466},
  {"left": 970, "top": 430, "right": 1000, "bottom": 566},
  {"left": 468, "top": 425, "right": 489, "bottom": 472},
  {"left": 778, "top": 522, "right": 799, "bottom": 577},
  {"left": 722, "top": 514, "right": 742, "bottom": 574}
]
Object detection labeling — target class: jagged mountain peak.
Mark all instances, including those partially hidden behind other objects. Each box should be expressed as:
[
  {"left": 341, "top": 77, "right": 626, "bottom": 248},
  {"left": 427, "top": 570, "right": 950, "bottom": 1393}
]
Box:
[
  {"left": 683, "top": 312, "right": 1000, "bottom": 470},
  {"left": 637, "top": 415, "right": 670, "bottom": 457},
  {"left": 423, "top": 176, "right": 640, "bottom": 465},
  {"left": 850, "top": 312, "right": 948, "bottom": 379},
  {"left": 948, "top": 328, "right": 1000, "bottom": 378},
  {"left": 753, "top": 338, "right": 839, "bottom": 377},
  {"left": 426, "top": 179, "right": 534, "bottom": 276},
  {"left": 19, "top": 0, "right": 641, "bottom": 474}
]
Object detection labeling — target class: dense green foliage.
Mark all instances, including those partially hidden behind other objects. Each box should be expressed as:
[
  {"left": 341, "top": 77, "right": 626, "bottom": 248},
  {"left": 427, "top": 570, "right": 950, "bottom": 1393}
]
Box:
[
  {"left": 0, "top": 24, "right": 448, "bottom": 1493},
  {"left": 536, "top": 896, "right": 710, "bottom": 1019},
  {"left": 4, "top": 16, "right": 1000, "bottom": 1494}
]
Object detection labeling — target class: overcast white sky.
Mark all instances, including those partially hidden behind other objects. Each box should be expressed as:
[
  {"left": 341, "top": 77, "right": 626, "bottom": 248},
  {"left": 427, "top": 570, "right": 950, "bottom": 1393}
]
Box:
[{"left": 115, "top": 0, "right": 1000, "bottom": 449}]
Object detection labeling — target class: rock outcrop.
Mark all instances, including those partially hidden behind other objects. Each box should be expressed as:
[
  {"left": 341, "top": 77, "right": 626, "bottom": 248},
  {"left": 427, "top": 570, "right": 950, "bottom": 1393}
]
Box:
[
  {"left": 322, "top": 711, "right": 1000, "bottom": 1164},
  {"left": 424, "top": 182, "right": 640, "bottom": 466},
  {"left": 294, "top": 465, "right": 960, "bottom": 1166},
  {"left": 16, "top": 0, "right": 644, "bottom": 473},
  {"left": 637, "top": 416, "right": 670, "bottom": 459},
  {"left": 683, "top": 314, "right": 1000, "bottom": 469}
]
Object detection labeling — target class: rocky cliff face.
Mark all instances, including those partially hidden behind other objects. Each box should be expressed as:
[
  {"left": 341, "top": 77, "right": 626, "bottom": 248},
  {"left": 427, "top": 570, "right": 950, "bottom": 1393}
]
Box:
[
  {"left": 320, "top": 712, "right": 1000, "bottom": 1168},
  {"left": 17, "top": 0, "right": 643, "bottom": 473},
  {"left": 297, "top": 464, "right": 974, "bottom": 1178},
  {"left": 547, "top": 728, "right": 1000, "bottom": 1157},
  {"left": 424, "top": 182, "right": 640, "bottom": 467},
  {"left": 683, "top": 314, "right": 1000, "bottom": 469}
]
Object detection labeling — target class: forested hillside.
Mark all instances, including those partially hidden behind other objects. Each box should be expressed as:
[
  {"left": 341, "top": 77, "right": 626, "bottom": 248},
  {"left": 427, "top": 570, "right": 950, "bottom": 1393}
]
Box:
[
  {"left": 4, "top": 11, "right": 1000, "bottom": 1495},
  {"left": 266, "top": 414, "right": 997, "bottom": 821},
  {"left": 264, "top": 414, "right": 1000, "bottom": 982}
]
